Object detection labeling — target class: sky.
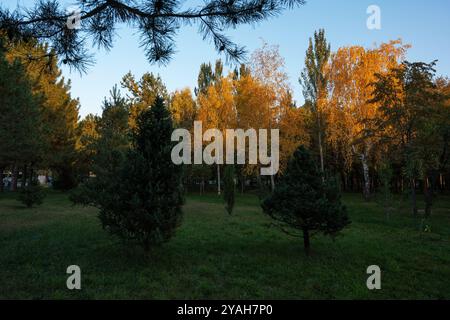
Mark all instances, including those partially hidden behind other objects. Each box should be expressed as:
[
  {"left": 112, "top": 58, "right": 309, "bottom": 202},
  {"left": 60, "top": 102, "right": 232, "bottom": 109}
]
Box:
[{"left": 6, "top": 0, "right": 450, "bottom": 117}]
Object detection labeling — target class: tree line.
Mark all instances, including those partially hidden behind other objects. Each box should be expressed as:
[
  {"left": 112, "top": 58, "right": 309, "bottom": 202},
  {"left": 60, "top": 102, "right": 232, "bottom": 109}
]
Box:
[
  {"left": 2, "top": 31, "right": 450, "bottom": 209},
  {"left": 1, "top": 29, "right": 449, "bottom": 252},
  {"left": 0, "top": 38, "right": 79, "bottom": 192}
]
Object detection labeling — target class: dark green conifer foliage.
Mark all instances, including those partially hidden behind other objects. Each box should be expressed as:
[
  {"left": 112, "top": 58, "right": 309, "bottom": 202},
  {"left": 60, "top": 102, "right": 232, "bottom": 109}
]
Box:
[
  {"left": 262, "top": 146, "right": 350, "bottom": 255},
  {"left": 17, "top": 181, "right": 46, "bottom": 208},
  {"left": 0, "top": 43, "right": 43, "bottom": 186},
  {"left": 75, "top": 97, "right": 184, "bottom": 251},
  {"left": 4, "top": 40, "right": 80, "bottom": 190},
  {"left": 69, "top": 86, "right": 130, "bottom": 208},
  {"left": 0, "top": 1, "right": 307, "bottom": 71}
]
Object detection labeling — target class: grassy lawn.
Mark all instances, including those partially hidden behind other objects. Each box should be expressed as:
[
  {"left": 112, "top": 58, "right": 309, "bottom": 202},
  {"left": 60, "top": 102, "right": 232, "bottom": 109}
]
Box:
[{"left": 0, "top": 190, "right": 449, "bottom": 299}]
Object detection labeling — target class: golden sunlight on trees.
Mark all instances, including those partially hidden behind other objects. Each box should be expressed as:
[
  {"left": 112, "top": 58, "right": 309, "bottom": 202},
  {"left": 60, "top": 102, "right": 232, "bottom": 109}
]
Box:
[
  {"left": 170, "top": 88, "right": 197, "bottom": 130},
  {"left": 234, "top": 72, "right": 272, "bottom": 179},
  {"left": 197, "top": 76, "right": 236, "bottom": 195},
  {"left": 278, "top": 91, "right": 310, "bottom": 173},
  {"left": 121, "top": 72, "right": 168, "bottom": 130},
  {"left": 5, "top": 39, "right": 80, "bottom": 189},
  {"left": 251, "top": 42, "right": 290, "bottom": 190},
  {"left": 326, "top": 40, "right": 409, "bottom": 200}
]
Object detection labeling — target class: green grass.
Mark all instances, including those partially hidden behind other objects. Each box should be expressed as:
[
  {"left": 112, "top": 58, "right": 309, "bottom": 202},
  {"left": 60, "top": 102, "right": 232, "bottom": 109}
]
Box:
[{"left": 1, "top": 190, "right": 449, "bottom": 299}]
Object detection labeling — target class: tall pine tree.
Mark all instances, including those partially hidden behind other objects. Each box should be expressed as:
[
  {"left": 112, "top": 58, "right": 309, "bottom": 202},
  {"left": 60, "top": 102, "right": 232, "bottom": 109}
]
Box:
[
  {"left": 0, "top": 42, "right": 43, "bottom": 191},
  {"left": 5, "top": 40, "right": 80, "bottom": 189}
]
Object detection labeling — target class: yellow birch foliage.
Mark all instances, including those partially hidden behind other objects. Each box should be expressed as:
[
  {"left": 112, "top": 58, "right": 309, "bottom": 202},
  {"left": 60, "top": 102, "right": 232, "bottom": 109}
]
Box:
[
  {"left": 326, "top": 40, "right": 409, "bottom": 169},
  {"left": 197, "top": 76, "right": 236, "bottom": 133},
  {"left": 170, "top": 88, "right": 197, "bottom": 130}
]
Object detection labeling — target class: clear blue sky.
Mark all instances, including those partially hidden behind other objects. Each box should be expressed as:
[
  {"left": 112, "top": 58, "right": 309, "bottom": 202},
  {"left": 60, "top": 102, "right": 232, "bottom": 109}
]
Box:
[{"left": 7, "top": 0, "right": 450, "bottom": 117}]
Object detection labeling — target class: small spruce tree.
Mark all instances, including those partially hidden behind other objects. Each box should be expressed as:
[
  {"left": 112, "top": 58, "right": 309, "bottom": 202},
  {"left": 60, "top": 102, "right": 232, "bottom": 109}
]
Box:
[
  {"left": 17, "top": 181, "right": 46, "bottom": 208},
  {"left": 74, "top": 97, "right": 184, "bottom": 251},
  {"left": 223, "top": 165, "right": 235, "bottom": 215},
  {"left": 262, "top": 146, "right": 350, "bottom": 255}
]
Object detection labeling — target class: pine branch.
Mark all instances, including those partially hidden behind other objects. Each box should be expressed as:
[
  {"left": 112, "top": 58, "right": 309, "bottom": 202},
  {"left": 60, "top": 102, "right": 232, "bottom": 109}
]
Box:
[{"left": 0, "top": 0, "right": 306, "bottom": 72}]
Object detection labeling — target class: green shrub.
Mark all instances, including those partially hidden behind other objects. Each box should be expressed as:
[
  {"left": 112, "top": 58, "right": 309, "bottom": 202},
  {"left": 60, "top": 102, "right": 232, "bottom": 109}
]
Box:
[{"left": 17, "top": 184, "right": 46, "bottom": 208}]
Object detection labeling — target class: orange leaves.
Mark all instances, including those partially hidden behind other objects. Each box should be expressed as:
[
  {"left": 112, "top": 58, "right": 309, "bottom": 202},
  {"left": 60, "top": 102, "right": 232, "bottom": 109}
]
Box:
[
  {"left": 326, "top": 40, "right": 410, "bottom": 167},
  {"left": 278, "top": 100, "right": 310, "bottom": 173},
  {"left": 197, "top": 76, "right": 236, "bottom": 131},
  {"left": 195, "top": 67, "right": 309, "bottom": 175},
  {"left": 170, "top": 88, "right": 196, "bottom": 129},
  {"left": 235, "top": 74, "right": 272, "bottom": 131}
]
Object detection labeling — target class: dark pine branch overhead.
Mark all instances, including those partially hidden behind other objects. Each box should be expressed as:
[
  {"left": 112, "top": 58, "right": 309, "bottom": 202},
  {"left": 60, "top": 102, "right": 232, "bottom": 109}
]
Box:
[{"left": 0, "top": 0, "right": 306, "bottom": 73}]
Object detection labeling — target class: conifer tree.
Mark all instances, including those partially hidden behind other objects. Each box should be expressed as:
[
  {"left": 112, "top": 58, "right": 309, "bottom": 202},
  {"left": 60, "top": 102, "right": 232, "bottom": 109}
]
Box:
[
  {"left": 0, "top": 43, "right": 43, "bottom": 190},
  {"left": 262, "top": 146, "right": 350, "bottom": 255},
  {"left": 73, "top": 96, "right": 184, "bottom": 251},
  {"left": 5, "top": 40, "right": 80, "bottom": 189},
  {"left": 70, "top": 86, "right": 130, "bottom": 207}
]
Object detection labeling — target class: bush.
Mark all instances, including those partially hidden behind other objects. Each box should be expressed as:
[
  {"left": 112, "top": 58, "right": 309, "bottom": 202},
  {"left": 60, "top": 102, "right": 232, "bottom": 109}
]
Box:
[{"left": 17, "top": 183, "right": 46, "bottom": 208}]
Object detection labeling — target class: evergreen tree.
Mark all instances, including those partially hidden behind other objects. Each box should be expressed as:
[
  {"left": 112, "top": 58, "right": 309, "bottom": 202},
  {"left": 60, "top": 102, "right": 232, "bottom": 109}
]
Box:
[
  {"left": 262, "top": 146, "right": 350, "bottom": 255},
  {"left": 75, "top": 113, "right": 100, "bottom": 180},
  {"left": 5, "top": 40, "right": 80, "bottom": 190},
  {"left": 95, "top": 85, "right": 131, "bottom": 172},
  {"left": 223, "top": 165, "right": 235, "bottom": 215},
  {"left": 70, "top": 86, "right": 131, "bottom": 206},
  {"left": 0, "top": 43, "right": 43, "bottom": 191},
  {"left": 73, "top": 97, "right": 184, "bottom": 251},
  {"left": 17, "top": 180, "right": 46, "bottom": 208}
]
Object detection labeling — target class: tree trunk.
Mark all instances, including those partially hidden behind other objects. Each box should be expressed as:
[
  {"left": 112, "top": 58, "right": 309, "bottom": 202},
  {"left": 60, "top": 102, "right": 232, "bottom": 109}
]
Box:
[
  {"left": 317, "top": 127, "right": 325, "bottom": 180},
  {"left": 424, "top": 179, "right": 432, "bottom": 217},
  {"left": 256, "top": 169, "right": 262, "bottom": 192},
  {"left": 29, "top": 166, "right": 34, "bottom": 185},
  {"left": 315, "top": 105, "right": 325, "bottom": 181},
  {"left": 343, "top": 171, "right": 348, "bottom": 192},
  {"left": 410, "top": 178, "right": 418, "bottom": 216},
  {"left": 12, "top": 164, "right": 18, "bottom": 192},
  {"left": 303, "top": 229, "right": 311, "bottom": 256},
  {"left": 22, "top": 165, "right": 28, "bottom": 188},
  {"left": 0, "top": 166, "right": 4, "bottom": 193},
  {"left": 270, "top": 174, "right": 275, "bottom": 192},
  {"left": 425, "top": 172, "right": 438, "bottom": 217},
  {"left": 217, "top": 164, "right": 221, "bottom": 196},
  {"left": 361, "top": 152, "right": 370, "bottom": 201}
]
